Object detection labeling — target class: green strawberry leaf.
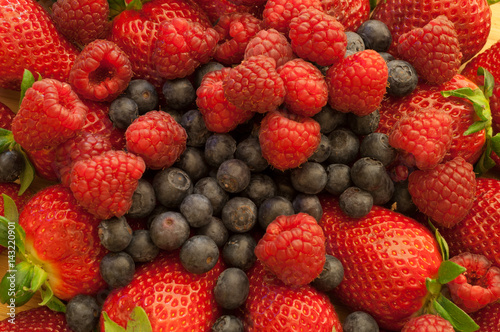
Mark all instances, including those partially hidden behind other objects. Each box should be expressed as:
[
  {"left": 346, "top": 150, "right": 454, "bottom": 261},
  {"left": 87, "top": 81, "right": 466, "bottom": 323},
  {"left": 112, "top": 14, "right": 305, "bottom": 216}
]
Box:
[
  {"left": 19, "top": 69, "right": 35, "bottom": 106},
  {"left": 487, "top": 0, "right": 500, "bottom": 6},
  {"left": 369, "top": 0, "right": 379, "bottom": 10},
  {"left": 0, "top": 195, "right": 25, "bottom": 254},
  {"left": 127, "top": 307, "right": 153, "bottom": 332},
  {"left": 108, "top": 0, "right": 143, "bottom": 19},
  {"left": 2, "top": 194, "right": 19, "bottom": 223},
  {"left": 434, "top": 295, "right": 480, "bottom": 332},
  {"left": 0, "top": 261, "right": 35, "bottom": 307},
  {"left": 425, "top": 277, "right": 442, "bottom": 296},
  {"left": 427, "top": 220, "right": 449, "bottom": 261},
  {"left": 491, "top": 132, "right": 500, "bottom": 158},
  {"left": 39, "top": 282, "right": 66, "bottom": 313},
  {"left": 441, "top": 87, "right": 491, "bottom": 122},
  {"left": 477, "top": 67, "right": 495, "bottom": 99},
  {"left": 17, "top": 147, "right": 35, "bottom": 196},
  {"left": 103, "top": 311, "right": 127, "bottom": 332},
  {"left": 474, "top": 138, "right": 496, "bottom": 175},
  {"left": 464, "top": 120, "right": 489, "bottom": 136},
  {"left": 0, "top": 128, "right": 15, "bottom": 153},
  {"left": 437, "top": 260, "right": 466, "bottom": 285},
  {"left": 29, "top": 265, "right": 48, "bottom": 294}
]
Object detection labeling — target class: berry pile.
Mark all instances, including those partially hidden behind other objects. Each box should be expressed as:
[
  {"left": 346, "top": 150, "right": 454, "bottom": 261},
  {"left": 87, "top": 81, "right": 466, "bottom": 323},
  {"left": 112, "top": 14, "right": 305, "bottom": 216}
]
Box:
[{"left": 0, "top": 0, "right": 500, "bottom": 332}]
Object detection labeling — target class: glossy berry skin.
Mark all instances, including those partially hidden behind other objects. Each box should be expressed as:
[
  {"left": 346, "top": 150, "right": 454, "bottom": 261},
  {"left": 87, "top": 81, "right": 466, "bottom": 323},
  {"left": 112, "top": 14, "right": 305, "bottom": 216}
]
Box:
[
  {"left": 461, "top": 39, "right": 500, "bottom": 86},
  {"left": 259, "top": 110, "right": 321, "bottom": 170},
  {"left": 408, "top": 157, "right": 476, "bottom": 228},
  {"left": 262, "top": 0, "right": 323, "bottom": 34},
  {"left": 242, "top": 260, "right": 343, "bottom": 332},
  {"left": 386, "top": 60, "right": 419, "bottom": 97},
  {"left": 0, "top": 0, "right": 79, "bottom": 90},
  {"left": 100, "top": 251, "right": 136, "bottom": 289},
  {"left": 0, "top": 306, "right": 72, "bottom": 331},
  {"left": 125, "top": 111, "right": 187, "bottom": 170},
  {"left": 401, "top": 314, "right": 454, "bottom": 332},
  {"left": 65, "top": 294, "right": 100, "bottom": 332},
  {"left": 356, "top": 20, "right": 392, "bottom": 52},
  {"left": 12, "top": 78, "right": 88, "bottom": 151},
  {"left": 397, "top": 16, "right": 462, "bottom": 85},
  {"left": 327, "top": 50, "right": 388, "bottom": 116},
  {"left": 318, "top": 194, "right": 442, "bottom": 330},
  {"left": 0, "top": 102, "right": 15, "bottom": 130},
  {"left": 244, "top": 28, "right": 294, "bottom": 68},
  {"left": 255, "top": 213, "right": 325, "bottom": 286},
  {"left": 99, "top": 250, "right": 224, "bottom": 331},
  {"left": 69, "top": 150, "right": 146, "bottom": 220},
  {"left": 469, "top": 302, "right": 500, "bottom": 332},
  {"left": 320, "top": 0, "right": 371, "bottom": 32}
]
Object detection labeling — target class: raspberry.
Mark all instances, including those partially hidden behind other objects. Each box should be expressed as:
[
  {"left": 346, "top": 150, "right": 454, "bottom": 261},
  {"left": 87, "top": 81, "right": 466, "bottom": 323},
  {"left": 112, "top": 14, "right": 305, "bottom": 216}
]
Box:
[
  {"left": 254, "top": 213, "right": 326, "bottom": 286},
  {"left": 277, "top": 58, "right": 328, "bottom": 117},
  {"left": 152, "top": 18, "right": 219, "bottom": 80},
  {"left": 397, "top": 16, "right": 462, "bottom": 85},
  {"left": 51, "top": 0, "right": 110, "bottom": 46},
  {"left": 447, "top": 252, "right": 500, "bottom": 313},
  {"left": 223, "top": 55, "right": 285, "bottom": 113},
  {"left": 244, "top": 28, "right": 294, "bottom": 68},
  {"left": 68, "top": 39, "right": 133, "bottom": 102},
  {"left": 262, "top": 0, "right": 323, "bottom": 34},
  {"left": 26, "top": 146, "right": 59, "bottom": 182},
  {"left": 69, "top": 150, "right": 146, "bottom": 219},
  {"left": 288, "top": 8, "right": 346, "bottom": 67},
  {"left": 125, "top": 111, "right": 187, "bottom": 170},
  {"left": 196, "top": 68, "right": 255, "bottom": 133},
  {"left": 11, "top": 78, "right": 88, "bottom": 151},
  {"left": 258, "top": 109, "right": 321, "bottom": 170},
  {"left": 408, "top": 157, "right": 476, "bottom": 228},
  {"left": 401, "top": 314, "right": 454, "bottom": 332},
  {"left": 388, "top": 108, "right": 453, "bottom": 170},
  {"left": 213, "top": 12, "right": 263, "bottom": 65},
  {"left": 326, "top": 49, "right": 388, "bottom": 116},
  {"left": 0, "top": 101, "right": 15, "bottom": 130}
]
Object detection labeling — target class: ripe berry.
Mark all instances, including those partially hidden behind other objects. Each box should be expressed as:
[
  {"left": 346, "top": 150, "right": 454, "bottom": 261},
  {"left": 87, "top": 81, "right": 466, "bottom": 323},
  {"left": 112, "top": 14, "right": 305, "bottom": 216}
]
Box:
[
  {"left": 309, "top": 134, "right": 332, "bottom": 163},
  {"left": 125, "top": 229, "right": 160, "bottom": 263},
  {"left": 347, "top": 110, "right": 380, "bottom": 136},
  {"left": 221, "top": 197, "right": 258, "bottom": 233},
  {"left": 108, "top": 97, "right": 139, "bottom": 130},
  {"left": 214, "top": 267, "right": 250, "bottom": 310},
  {"left": 325, "top": 164, "right": 352, "bottom": 196},
  {"left": 351, "top": 157, "right": 391, "bottom": 192},
  {"left": 212, "top": 315, "right": 244, "bottom": 332},
  {"left": 194, "top": 61, "right": 225, "bottom": 88},
  {"left": 194, "top": 177, "right": 230, "bottom": 217},
  {"left": 343, "top": 311, "right": 380, "bottom": 332},
  {"left": 162, "top": 78, "right": 196, "bottom": 111},
  {"left": 174, "top": 147, "right": 210, "bottom": 183},
  {"left": 241, "top": 173, "right": 277, "bottom": 207},
  {"left": 387, "top": 181, "right": 417, "bottom": 216},
  {"left": 345, "top": 31, "right": 365, "bottom": 53},
  {"left": 327, "top": 128, "right": 360, "bottom": 165},
  {"left": 401, "top": 314, "right": 454, "bottom": 332},
  {"left": 65, "top": 294, "right": 100, "bottom": 332},
  {"left": 99, "top": 252, "right": 136, "bottom": 288},
  {"left": 125, "top": 79, "right": 159, "bottom": 115},
  {"left": 244, "top": 28, "right": 294, "bottom": 67},
  {"left": 98, "top": 217, "right": 133, "bottom": 252},
  {"left": 386, "top": 60, "right": 419, "bottom": 97},
  {"left": 235, "top": 136, "right": 268, "bottom": 173},
  {"left": 222, "top": 233, "right": 257, "bottom": 271},
  {"left": 180, "top": 194, "right": 213, "bottom": 228},
  {"left": 126, "top": 179, "right": 156, "bottom": 219},
  {"left": 195, "top": 216, "right": 229, "bottom": 247},
  {"left": 262, "top": 0, "right": 323, "bottom": 34},
  {"left": 291, "top": 162, "right": 328, "bottom": 195},
  {"left": 312, "top": 105, "right": 347, "bottom": 134},
  {"left": 356, "top": 20, "right": 392, "bottom": 52},
  {"left": 180, "top": 109, "right": 210, "bottom": 147},
  {"left": 359, "top": 133, "right": 397, "bottom": 167},
  {"left": 149, "top": 211, "right": 190, "bottom": 251},
  {"left": 293, "top": 194, "right": 323, "bottom": 222},
  {"left": 258, "top": 196, "right": 295, "bottom": 229},
  {"left": 179, "top": 235, "right": 220, "bottom": 274},
  {"left": 0, "top": 150, "right": 24, "bottom": 182},
  {"left": 311, "top": 254, "right": 344, "bottom": 292},
  {"left": 339, "top": 186, "right": 374, "bottom": 218},
  {"left": 204, "top": 133, "right": 237, "bottom": 168},
  {"left": 153, "top": 167, "right": 193, "bottom": 208},
  {"left": 217, "top": 159, "right": 252, "bottom": 194}
]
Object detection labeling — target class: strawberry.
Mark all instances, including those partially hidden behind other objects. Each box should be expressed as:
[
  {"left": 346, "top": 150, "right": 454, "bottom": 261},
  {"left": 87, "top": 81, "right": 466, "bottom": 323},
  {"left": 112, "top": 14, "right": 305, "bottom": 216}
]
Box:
[
  {"left": 193, "top": 0, "right": 265, "bottom": 25},
  {"left": 468, "top": 302, "right": 500, "bottom": 332},
  {"left": 0, "top": 0, "right": 79, "bottom": 90},
  {"left": 0, "top": 102, "right": 15, "bottom": 131},
  {"left": 0, "top": 306, "right": 72, "bottom": 331},
  {"left": 320, "top": 0, "right": 371, "bottom": 32}
]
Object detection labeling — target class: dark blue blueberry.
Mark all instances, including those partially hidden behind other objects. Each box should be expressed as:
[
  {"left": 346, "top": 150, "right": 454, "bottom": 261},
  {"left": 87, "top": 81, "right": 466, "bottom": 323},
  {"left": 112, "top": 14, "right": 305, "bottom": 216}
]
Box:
[
  {"left": 0, "top": 150, "right": 24, "bottom": 183},
  {"left": 271, "top": 170, "right": 297, "bottom": 202},
  {"left": 99, "top": 252, "right": 135, "bottom": 288},
  {"left": 204, "top": 133, "right": 237, "bottom": 168},
  {"left": 195, "top": 216, "right": 229, "bottom": 247},
  {"left": 356, "top": 20, "right": 392, "bottom": 52},
  {"left": 108, "top": 96, "right": 139, "bottom": 130},
  {"left": 292, "top": 194, "right": 323, "bottom": 222},
  {"left": 146, "top": 204, "right": 169, "bottom": 229},
  {"left": 359, "top": 133, "right": 397, "bottom": 167},
  {"left": 149, "top": 211, "right": 190, "bottom": 251},
  {"left": 214, "top": 267, "right": 249, "bottom": 310},
  {"left": 311, "top": 255, "right": 344, "bottom": 292},
  {"left": 235, "top": 136, "right": 269, "bottom": 173},
  {"left": 98, "top": 216, "right": 133, "bottom": 252},
  {"left": 180, "top": 109, "right": 211, "bottom": 147},
  {"left": 153, "top": 167, "right": 193, "bottom": 208},
  {"left": 162, "top": 78, "right": 196, "bottom": 111},
  {"left": 180, "top": 193, "right": 213, "bottom": 228},
  {"left": 221, "top": 197, "right": 257, "bottom": 233},
  {"left": 347, "top": 109, "right": 380, "bottom": 136},
  {"left": 312, "top": 105, "right": 347, "bottom": 134},
  {"left": 179, "top": 235, "right": 219, "bottom": 274},
  {"left": 346, "top": 31, "right": 365, "bottom": 53},
  {"left": 222, "top": 233, "right": 257, "bottom": 271},
  {"left": 339, "top": 186, "right": 373, "bottom": 218},
  {"left": 350, "top": 157, "right": 388, "bottom": 192},
  {"left": 194, "top": 61, "right": 225, "bottom": 88},
  {"left": 174, "top": 146, "right": 210, "bottom": 183},
  {"left": 241, "top": 173, "right": 277, "bottom": 207},
  {"left": 65, "top": 294, "right": 100, "bottom": 332},
  {"left": 258, "top": 196, "right": 295, "bottom": 229},
  {"left": 217, "top": 159, "right": 251, "bottom": 194},
  {"left": 308, "top": 134, "right": 331, "bottom": 163},
  {"left": 343, "top": 311, "right": 380, "bottom": 332},
  {"left": 378, "top": 52, "right": 395, "bottom": 63},
  {"left": 386, "top": 59, "right": 419, "bottom": 97},
  {"left": 125, "top": 79, "right": 159, "bottom": 114},
  {"left": 325, "top": 164, "right": 352, "bottom": 196},
  {"left": 386, "top": 180, "right": 417, "bottom": 216},
  {"left": 125, "top": 229, "right": 160, "bottom": 263},
  {"left": 194, "top": 177, "right": 230, "bottom": 216},
  {"left": 212, "top": 315, "right": 244, "bottom": 332},
  {"left": 290, "top": 162, "right": 327, "bottom": 195},
  {"left": 327, "top": 128, "right": 360, "bottom": 165},
  {"left": 127, "top": 179, "right": 156, "bottom": 219},
  {"left": 369, "top": 174, "right": 394, "bottom": 205}
]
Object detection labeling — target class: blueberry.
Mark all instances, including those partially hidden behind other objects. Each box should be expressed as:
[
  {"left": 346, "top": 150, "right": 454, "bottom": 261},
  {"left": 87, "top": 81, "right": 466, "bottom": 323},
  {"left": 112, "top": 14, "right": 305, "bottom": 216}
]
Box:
[
  {"left": 258, "top": 196, "right": 295, "bottom": 229},
  {"left": 378, "top": 52, "right": 395, "bottom": 63},
  {"left": 125, "top": 229, "right": 160, "bottom": 263},
  {"left": 346, "top": 31, "right": 365, "bottom": 53},
  {"left": 98, "top": 217, "right": 133, "bottom": 252},
  {"left": 153, "top": 167, "right": 193, "bottom": 208},
  {"left": 217, "top": 159, "right": 251, "bottom": 193},
  {"left": 214, "top": 267, "right": 249, "bottom": 310},
  {"left": 370, "top": 174, "right": 394, "bottom": 205},
  {"left": 311, "top": 255, "right": 344, "bottom": 292},
  {"left": 221, "top": 197, "right": 258, "bottom": 233},
  {"left": 162, "top": 78, "right": 196, "bottom": 111},
  {"left": 65, "top": 294, "right": 100, "bottom": 332},
  {"left": 222, "top": 233, "right": 257, "bottom": 271},
  {"left": 359, "top": 133, "right": 397, "bottom": 167},
  {"left": 180, "top": 193, "right": 213, "bottom": 228},
  {"left": 327, "top": 128, "right": 360, "bottom": 165},
  {"left": 149, "top": 211, "right": 190, "bottom": 251},
  {"left": 196, "top": 216, "right": 229, "bottom": 247},
  {"left": 179, "top": 235, "right": 219, "bottom": 274},
  {"left": 212, "top": 315, "right": 244, "bottom": 332},
  {"left": 194, "top": 61, "right": 225, "bottom": 88},
  {"left": 350, "top": 157, "right": 388, "bottom": 192},
  {"left": 271, "top": 170, "right": 297, "bottom": 202},
  {"left": 292, "top": 194, "right": 323, "bottom": 222},
  {"left": 347, "top": 110, "right": 380, "bottom": 136},
  {"left": 290, "top": 162, "right": 327, "bottom": 195},
  {"left": 308, "top": 134, "right": 331, "bottom": 163},
  {"left": 174, "top": 147, "right": 210, "bottom": 183},
  {"left": 343, "top": 311, "right": 380, "bottom": 332},
  {"left": 241, "top": 173, "right": 277, "bottom": 206},
  {"left": 0, "top": 150, "right": 24, "bottom": 182},
  {"left": 127, "top": 179, "right": 156, "bottom": 219},
  {"left": 108, "top": 96, "right": 139, "bottom": 130},
  {"left": 125, "top": 79, "right": 159, "bottom": 114},
  {"left": 325, "top": 164, "right": 352, "bottom": 196},
  {"left": 339, "top": 187, "right": 373, "bottom": 218},
  {"left": 235, "top": 136, "right": 268, "bottom": 173},
  {"left": 99, "top": 252, "right": 135, "bottom": 288},
  {"left": 194, "top": 177, "right": 230, "bottom": 217},
  {"left": 386, "top": 180, "right": 417, "bottom": 216},
  {"left": 312, "top": 105, "right": 347, "bottom": 134},
  {"left": 146, "top": 204, "right": 169, "bottom": 229},
  {"left": 180, "top": 109, "right": 211, "bottom": 147},
  {"left": 386, "top": 60, "right": 419, "bottom": 97},
  {"left": 204, "top": 133, "right": 237, "bottom": 168},
  {"left": 356, "top": 20, "right": 392, "bottom": 52}
]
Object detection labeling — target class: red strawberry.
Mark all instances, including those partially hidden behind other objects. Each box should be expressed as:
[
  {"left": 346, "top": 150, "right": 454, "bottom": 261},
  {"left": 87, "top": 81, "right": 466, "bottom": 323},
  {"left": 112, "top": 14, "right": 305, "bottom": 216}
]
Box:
[
  {"left": 69, "top": 150, "right": 146, "bottom": 220},
  {"left": 320, "top": 0, "right": 371, "bottom": 32},
  {"left": 318, "top": 194, "right": 443, "bottom": 330},
  {"left": 262, "top": 0, "right": 324, "bottom": 34},
  {"left": 401, "top": 314, "right": 454, "bottom": 332},
  {"left": 241, "top": 259, "right": 343, "bottom": 332},
  {"left": 244, "top": 28, "right": 294, "bottom": 68},
  {"left": 469, "top": 302, "right": 500, "bottom": 332},
  {"left": 0, "top": 182, "right": 33, "bottom": 215},
  {"left": 100, "top": 250, "right": 224, "bottom": 331},
  {"left": 371, "top": 0, "right": 492, "bottom": 63},
  {"left": 0, "top": 102, "right": 15, "bottom": 131},
  {"left": 0, "top": 306, "right": 72, "bottom": 331},
  {"left": 0, "top": 0, "right": 79, "bottom": 90}
]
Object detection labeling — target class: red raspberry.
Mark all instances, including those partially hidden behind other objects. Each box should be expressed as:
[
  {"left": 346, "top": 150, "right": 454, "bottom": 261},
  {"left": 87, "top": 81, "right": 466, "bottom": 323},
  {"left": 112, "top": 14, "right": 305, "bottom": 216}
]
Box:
[
  {"left": 258, "top": 109, "right": 321, "bottom": 170},
  {"left": 288, "top": 8, "right": 346, "bottom": 67},
  {"left": 196, "top": 68, "right": 255, "bottom": 133},
  {"left": 230, "top": 0, "right": 267, "bottom": 5},
  {"left": 194, "top": 0, "right": 265, "bottom": 25},
  {"left": 447, "top": 252, "right": 500, "bottom": 313},
  {"left": 244, "top": 28, "right": 294, "bottom": 68},
  {"left": 26, "top": 146, "right": 59, "bottom": 182},
  {"left": 213, "top": 12, "right": 263, "bottom": 65},
  {"left": 326, "top": 49, "right": 388, "bottom": 116},
  {"left": 54, "top": 132, "right": 113, "bottom": 187},
  {"left": 262, "top": 0, "right": 323, "bottom": 34},
  {"left": 277, "top": 58, "right": 328, "bottom": 117},
  {"left": 320, "top": 0, "right": 370, "bottom": 32},
  {"left": 408, "top": 157, "right": 476, "bottom": 228},
  {"left": 12, "top": 78, "right": 88, "bottom": 151},
  {"left": 254, "top": 213, "right": 326, "bottom": 286},
  {"left": 388, "top": 108, "right": 453, "bottom": 170},
  {"left": 125, "top": 111, "right": 187, "bottom": 170},
  {"left": 401, "top": 314, "right": 454, "bottom": 332},
  {"left": 69, "top": 150, "right": 146, "bottom": 219},
  {"left": 51, "top": 0, "right": 110, "bottom": 46},
  {"left": 152, "top": 18, "right": 219, "bottom": 80},
  {"left": 397, "top": 16, "right": 462, "bottom": 85},
  {"left": 0, "top": 101, "right": 15, "bottom": 130},
  {"left": 68, "top": 39, "right": 133, "bottom": 102},
  {"left": 80, "top": 100, "right": 126, "bottom": 150}
]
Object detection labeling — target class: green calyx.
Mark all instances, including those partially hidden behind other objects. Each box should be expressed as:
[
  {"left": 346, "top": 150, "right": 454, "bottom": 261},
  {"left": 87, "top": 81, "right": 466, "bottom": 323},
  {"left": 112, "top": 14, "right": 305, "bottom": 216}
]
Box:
[
  {"left": 108, "top": 0, "right": 145, "bottom": 19},
  {"left": 102, "top": 306, "right": 153, "bottom": 332}
]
